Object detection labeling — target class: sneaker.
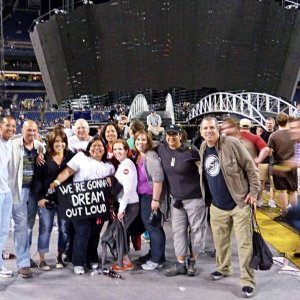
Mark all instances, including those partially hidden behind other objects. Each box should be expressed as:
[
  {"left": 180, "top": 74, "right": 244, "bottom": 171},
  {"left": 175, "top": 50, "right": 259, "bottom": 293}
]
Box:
[
  {"left": 163, "top": 261, "right": 187, "bottom": 277},
  {"left": 293, "top": 252, "right": 300, "bottom": 258},
  {"left": 90, "top": 262, "right": 99, "bottom": 269},
  {"left": 2, "top": 252, "right": 16, "bottom": 260},
  {"left": 257, "top": 199, "right": 264, "bottom": 208},
  {"left": 55, "top": 257, "right": 66, "bottom": 269},
  {"left": 187, "top": 259, "right": 196, "bottom": 277},
  {"left": 74, "top": 266, "right": 85, "bottom": 275},
  {"left": 18, "top": 267, "right": 32, "bottom": 279},
  {"left": 273, "top": 215, "right": 287, "bottom": 222},
  {"left": 141, "top": 260, "right": 163, "bottom": 271},
  {"left": 0, "top": 267, "right": 13, "bottom": 278},
  {"left": 30, "top": 258, "right": 38, "bottom": 268},
  {"left": 268, "top": 199, "right": 276, "bottom": 208},
  {"left": 241, "top": 286, "right": 254, "bottom": 298},
  {"left": 111, "top": 262, "right": 134, "bottom": 272},
  {"left": 211, "top": 271, "right": 225, "bottom": 281},
  {"left": 37, "top": 260, "right": 51, "bottom": 271}
]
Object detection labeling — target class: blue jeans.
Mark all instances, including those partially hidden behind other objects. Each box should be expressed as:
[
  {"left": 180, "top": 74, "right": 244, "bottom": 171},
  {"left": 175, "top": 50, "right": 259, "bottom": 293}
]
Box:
[
  {"left": 140, "top": 194, "right": 166, "bottom": 263},
  {"left": 38, "top": 207, "right": 68, "bottom": 254},
  {"left": 12, "top": 187, "right": 37, "bottom": 268},
  {"left": 26, "top": 188, "right": 38, "bottom": 247},
  {"left": 0, "top": 192, "right": 13, "bottom": 268},
  {"left": 72, "top": 218, "right": 91, "bottom": 266}
]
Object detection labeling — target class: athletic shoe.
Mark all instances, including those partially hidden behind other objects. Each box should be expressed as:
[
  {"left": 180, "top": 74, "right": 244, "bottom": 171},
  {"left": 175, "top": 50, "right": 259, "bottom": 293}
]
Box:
[
  {"left": 141, "top": 260, "right": 163, "bottom": 271},
  {"left": 163, "top": 261, "right": 187, "bottom": 277},
  {"left": 187, "top": 259, "right": 196, "bottom": 277},
  {"left": 0, "top": 267, "right": 13, "bottom": 278},
  {"left": 257, "top": 199, "right": 264, "bottom": 208},
  {"left": 74, "top": 266, "right": 85, "bottom": 275},
  {"left": 273, "top": 215, "right": 287, "bottom": 222},
  {"left": 268, "top": 199, "right": 276, "bottom": 208},
  {"left": 55, "top": 257, "right": 66, "bottom": 269},
  {"left": 241, "top": 286, "right": 254, "bottom": 298},
  {"left": 37, "top": 260, "right": 51, "bottom": 271},
  {"left": 18, "top": 267, "right": 32, "bottom": 279},
  {"left": 211, "top": 271, "right": 225, "bottom": 281},
  {"left": 2, "top": 252, "right": 16, "bottom": 260}
]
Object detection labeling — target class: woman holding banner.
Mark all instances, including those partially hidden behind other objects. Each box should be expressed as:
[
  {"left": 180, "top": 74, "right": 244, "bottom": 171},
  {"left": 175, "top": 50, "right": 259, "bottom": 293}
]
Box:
[
  {"left": 51, "top": 136, "right": 115, "bottom": 275},
  {"left": 110, "top": 139, "right": 139, "bottom": 272},
  {"left": 134, "top": 130, "right": 166, "bottom": 271},
  {"left": 33, "top": 126, "right": 74, "bottom": 271}
]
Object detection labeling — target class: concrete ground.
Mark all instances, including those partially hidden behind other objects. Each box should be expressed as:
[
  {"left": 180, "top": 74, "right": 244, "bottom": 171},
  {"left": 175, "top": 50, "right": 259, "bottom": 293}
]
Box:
[{"left": 0, "top": 218, "right": 300, "bottom": 300}]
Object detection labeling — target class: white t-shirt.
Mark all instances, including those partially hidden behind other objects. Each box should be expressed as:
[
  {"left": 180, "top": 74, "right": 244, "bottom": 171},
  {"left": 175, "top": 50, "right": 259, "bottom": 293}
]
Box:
[
  {"left": 68, "top": 135, "right": 92, "bottom": 153},
  {"left": 0, "top": 138, "right": 12, "bottom": 193},
  {"left": 115, "top": 158, "right": 139, "bottom": 213},
  {"left": 67, "top": 152, "right": 115, "bottom": 182}
]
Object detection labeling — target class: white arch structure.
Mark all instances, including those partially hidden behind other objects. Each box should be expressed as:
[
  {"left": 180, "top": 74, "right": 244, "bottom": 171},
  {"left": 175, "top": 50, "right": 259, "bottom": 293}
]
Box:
[
  {"left": 128, "top": 94, "right": 149, "bottom": 121},
  {"left": 187, "top": 92, "right": 296, "bottom": 128},
  {"left": 237, "top": 92, "right": 295, "bottom": 116},
  {"left": 165, "top": 93, "right": 175, "bottom": 124},
  {"left": 187, "top": 92, "right": 267, "bottom": 127},
  {"left": 128, "top": 93, "right": 175, "bottom": 123}
]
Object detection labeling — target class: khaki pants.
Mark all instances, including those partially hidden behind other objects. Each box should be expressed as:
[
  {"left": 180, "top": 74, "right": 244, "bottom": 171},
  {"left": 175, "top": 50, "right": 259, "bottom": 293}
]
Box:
[
  {"left": 171, "top": 199, "right": 207, "bottom": 257},
  {"left": 148, "top": 126, "right": 164, "bottom": 136},
  {"left": 210, "top": 204, "right": 255, "bottom": 288}
]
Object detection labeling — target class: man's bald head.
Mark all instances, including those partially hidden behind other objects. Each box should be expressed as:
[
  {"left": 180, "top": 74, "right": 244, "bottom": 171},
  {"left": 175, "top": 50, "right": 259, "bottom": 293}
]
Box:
[{"left": 22, "top": 120, "right": 38, "bottom": 143}]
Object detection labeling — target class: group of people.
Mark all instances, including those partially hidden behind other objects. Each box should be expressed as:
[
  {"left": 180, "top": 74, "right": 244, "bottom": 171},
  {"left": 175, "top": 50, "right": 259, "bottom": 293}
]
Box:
[{"left": 1, "top": 110, "right": 300, "bottom": 299}]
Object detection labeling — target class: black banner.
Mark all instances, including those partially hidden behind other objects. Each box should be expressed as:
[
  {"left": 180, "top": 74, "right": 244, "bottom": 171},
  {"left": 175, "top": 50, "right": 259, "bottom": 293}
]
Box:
[{"left": 57, "top": 178, "right": 110, "bottom": 221}]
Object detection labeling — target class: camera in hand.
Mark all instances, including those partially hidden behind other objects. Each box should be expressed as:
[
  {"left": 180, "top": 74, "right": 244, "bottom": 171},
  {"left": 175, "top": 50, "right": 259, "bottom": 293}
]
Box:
[
  {"left": 45, "top": 201, "right": 56, "bottom": 209},
  {"left": 148, "top": 209, "right": 161, "bottom": 227}
]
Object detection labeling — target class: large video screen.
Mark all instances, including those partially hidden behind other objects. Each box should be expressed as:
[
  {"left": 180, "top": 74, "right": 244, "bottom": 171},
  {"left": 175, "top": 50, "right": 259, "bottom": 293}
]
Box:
[{"left": 31, "top": 0, "right": 300, "bottom": 103}]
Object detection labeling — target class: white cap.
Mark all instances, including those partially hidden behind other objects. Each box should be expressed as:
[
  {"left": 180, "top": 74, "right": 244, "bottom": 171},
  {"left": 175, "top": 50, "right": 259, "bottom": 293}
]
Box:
[{"left": 240, "top": 118, "right": 252, "bottom": 128}]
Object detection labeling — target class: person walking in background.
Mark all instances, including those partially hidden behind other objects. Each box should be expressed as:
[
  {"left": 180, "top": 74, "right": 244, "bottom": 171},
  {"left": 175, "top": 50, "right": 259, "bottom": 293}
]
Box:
[
  {"left": 268, "top": 112, "right": 298, "bottom": 220},
  {"left": 199, "top": 116, "right": 259, "bottom": 298},
  {"left": 0, "top": 116, "right": 16, "bottom": 278},
  {"left": 63, "top": 118, "right": 73, "bottom": 138},
  {"left": 157, "top": 124, "right": 207, "bottom": 277},
  {"left": 293, "top": 103, "right": 300, "bottom": 118},
  {"left": 259, "top": 117, "right": 277, "bottom": 208}
]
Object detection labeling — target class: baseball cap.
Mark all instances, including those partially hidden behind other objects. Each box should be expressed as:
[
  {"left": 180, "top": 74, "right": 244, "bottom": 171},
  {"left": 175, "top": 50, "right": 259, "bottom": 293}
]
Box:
[
  {"left": 166, "top": 124, "right": 182, "bottom": 134},
  {"left": 240, "top": 118, "right": 252, "bottom": 128}
]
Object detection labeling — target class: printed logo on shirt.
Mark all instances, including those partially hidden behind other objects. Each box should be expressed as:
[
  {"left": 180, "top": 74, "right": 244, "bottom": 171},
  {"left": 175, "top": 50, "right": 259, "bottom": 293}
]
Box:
[
  {"left": 204, "top": 154, "right": 220, "bottom": 177},
  {"left": 123, "top": 169, "right": 129, "bottom": 175}
]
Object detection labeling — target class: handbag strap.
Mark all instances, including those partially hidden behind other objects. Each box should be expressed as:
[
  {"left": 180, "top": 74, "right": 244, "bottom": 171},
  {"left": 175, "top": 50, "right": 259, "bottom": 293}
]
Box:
[{"left": 251, "top": 205, "right": 262, "bottom": 235}]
